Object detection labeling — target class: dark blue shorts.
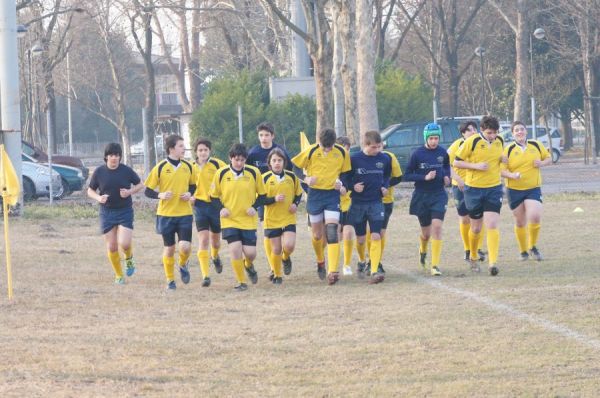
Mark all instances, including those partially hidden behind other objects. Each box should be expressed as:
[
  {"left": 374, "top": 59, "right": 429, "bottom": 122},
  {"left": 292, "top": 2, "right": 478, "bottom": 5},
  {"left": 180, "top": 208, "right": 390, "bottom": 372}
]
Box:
[
  {"left": 222, "top": 228, "right": 257, "bottom": 246},
  {"left": 382, "top": 203, "right": 394, "bottom": 230},
  {"left": 264, "top": 224, "right": 296, "bottom": 239},
  {"left": 306, "top": 188, "right": 340, "bottom": 215},
  {"left": 463, "top": 185, "right": 503, "bottom": 219},
  {"left": 452, "top": 186, "right": 469, "bottom": 217},
  {"left": 507, "top": 187, "right": 542, "bottom": 210},
  {"left": 100, "top": 206, "right": 134, "bottom": 234},
  {"left": 340, "top": 211, "right": 350, "bottom": 226},
  {"left": 409, "top": 190, "right": 448, "bottom": 226},
  {"left": 350, "top": 201, "right": 385, "bottom": 236},
  {"left": 156, "top": 215, "right": 193, "bottom": 246},
  {"left": 193, "top": 200, "right": 221, "bottom": 233}
]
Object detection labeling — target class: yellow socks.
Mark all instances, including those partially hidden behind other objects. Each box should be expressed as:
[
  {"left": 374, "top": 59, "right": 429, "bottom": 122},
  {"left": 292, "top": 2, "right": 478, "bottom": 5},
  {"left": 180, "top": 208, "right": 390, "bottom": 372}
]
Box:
[
  {"left": 282, "top": 248, "right": 291, "bottom": 261},
  {"left": 356, "top": 241, "right": 366, "bottom": 262},
  {"left": 163, "top": 256, "right": 175, "bottom": 282},
  {"left": 431, "top": 239, "right": 442, "bottom": 267},
  {"left": 514, "top": 226, "right": 528, "bottom": 253},
  {"left": 487, "top": 228, "right": 500, "bottom": 265},
  {"left": 231, "top": 258, "right": 246, "bottom": 283},
  {"left": 369, "top": 240, "right": 382, "bottom": 274},
  {"left": 244, "top": 257, "right": 253, "bottom": 269},
  {"left": 108, "top": 251, "right": 123, "bottom": 278},
  {"left": 343, "top": 239, "right": 354, "bottom": 266},
  {"left": 468, "top": 230, "right": 481, "bottom": 260},
  {"left": 528, "top": 223, "right": 541, "bottom": 249},
  {"left": 327, "top": 243, "right": 340, "bottom": 273},
  {"left": 178, "top": 250, "right": 190, "bottom": 267},
  {"left": 312, "top": 236, "right": 325, "bottom": 263},
  {"left": 122, "top": 246, "right": 133, "bottom": 260},
  {"left": 264, "top": 237, "right": 273, "bottom": 271},
  {"left": 272, "top": 253, "right": 283, "bottom": 277},
  {"left": 419, "top": 235, "right": 429, "bottom": 254},
  {"left": 459, "top": 222, "right": 470, "bottom": 251},
  {"left": 380, "top": 235, "right": 387, "bottom": 258},
  {"left": 197, "top": 249, "right": 210, "bottom": 278},
  {"left": 478, "top": 225, "right": 486, "bottom": 250},
  {"left": 366, "top": 230, "right": 372, "bottom": 254},
  {"left": 210, "top": 246, "right": 219, "bottom": 260}
]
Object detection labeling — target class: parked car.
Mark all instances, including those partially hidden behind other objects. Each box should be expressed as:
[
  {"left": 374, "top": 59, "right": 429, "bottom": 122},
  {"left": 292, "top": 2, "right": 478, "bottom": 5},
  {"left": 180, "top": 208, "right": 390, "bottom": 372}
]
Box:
[
  {"left": 21, "top": 140, "right": 89, "bottom": 179},
  {"left": 499, "top": 124, "right": 563, "bottom": 163},
  {"left": 22, "top": 153, "right": 85, "bottom": 198},
  {"left": 21, "top": 161, "right": 63, "bottom": 201}
]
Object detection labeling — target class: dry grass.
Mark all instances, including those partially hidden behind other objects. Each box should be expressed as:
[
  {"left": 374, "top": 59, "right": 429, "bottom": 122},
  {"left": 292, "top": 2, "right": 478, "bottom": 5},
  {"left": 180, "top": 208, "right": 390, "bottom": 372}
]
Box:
[{"left": 1, "top": 195, "right": 599, "bottom": 397}]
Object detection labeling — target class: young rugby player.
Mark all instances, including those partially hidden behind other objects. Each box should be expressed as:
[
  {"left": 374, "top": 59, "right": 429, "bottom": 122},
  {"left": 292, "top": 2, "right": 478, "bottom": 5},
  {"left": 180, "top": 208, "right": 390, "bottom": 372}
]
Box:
[
  {"left": 404, "top": 123, "right": 451, "bottom": 276},
  {"left": 191, "top": 138, "right": 227, "bottom": 287},
  {"left": 144, "top": 135, "right": 197, "bottom": 290},
  {"left": 210, "top": 143, "right": 266, "bottom": 291},
  {"left": 87, "top": 143, "right": 144, "bottom": 284},
  {"left": 335, "top": 136, "right": 357, "bottom": 277},
  {"left": 262, "top": 148, "right": 302, "bottom": 284},
  {"left": 501, "top": 121, "right": 551, "bottom": 261}
]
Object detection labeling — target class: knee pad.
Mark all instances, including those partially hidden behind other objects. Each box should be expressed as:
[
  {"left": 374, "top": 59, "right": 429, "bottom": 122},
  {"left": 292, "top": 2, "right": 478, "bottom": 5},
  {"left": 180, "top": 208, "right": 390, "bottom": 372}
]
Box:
[{"left": 326, "top": 223, "right": 339, "bottom": 244}]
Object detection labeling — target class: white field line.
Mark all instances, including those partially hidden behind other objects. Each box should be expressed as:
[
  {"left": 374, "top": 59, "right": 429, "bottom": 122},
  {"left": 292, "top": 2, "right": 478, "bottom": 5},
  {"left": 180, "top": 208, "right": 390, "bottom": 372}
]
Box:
[{"left": 397, "top": 268, "right": 600, "bottom": 351}]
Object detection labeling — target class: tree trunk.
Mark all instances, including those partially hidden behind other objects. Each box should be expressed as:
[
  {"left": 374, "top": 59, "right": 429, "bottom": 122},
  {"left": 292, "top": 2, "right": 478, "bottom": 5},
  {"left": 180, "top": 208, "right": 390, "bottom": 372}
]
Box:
[
  {"left": 559, "top": 105, "right": 573, "bottom": 151},
  {"left": 356, "top": 0, "right": 379, "bottom": 134},
  {"left": 44, "top": 80, "right": 58, "bottom": 154},
  {"left": 513, "top": 0, "right": 530, "bottom": 122},
  {"left": 142, "top": 12, "right": 157, "bottom": 166},
  {"left": 189, "top": 0, "right": 203, "bottom": 110},
  {"left": 331, "top": 3, "right": 345, "bottom": 137},
  {"left": 338, "top": 0, "right": 359, "bottom": 144}
]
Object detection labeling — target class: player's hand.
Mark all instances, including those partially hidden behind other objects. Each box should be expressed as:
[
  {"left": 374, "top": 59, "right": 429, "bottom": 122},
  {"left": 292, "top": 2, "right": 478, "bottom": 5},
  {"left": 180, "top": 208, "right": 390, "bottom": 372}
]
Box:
[
  {"left": 305, "top": 176, "right": 317, "bottom": 186},
  {"left": 98, "top": 194, "right": 109, "bottom": 204},
  {"left": 354, "top": 182, "right": 364, "bottom": 192},
  {"left": 457, "top": 179, "right": 465, "bottom": 191},
  {"left": 189, "top": 196, "right": 196, "bottom": 204},
  {"left": 289, "top": 203, "right": 297, "bottom": 214},
  {"left": 180, "top": 192, "right": 192, "bottom": 201},
  {"left": 425, "top": 170, "right": 436, "bottom": 181},
  {"left": 275, "top": 194, "right": 285, "bottom": 202},
  {"left": 444, "top": 176, "right": 451, "bottom": 186},
  {"left": 119, "top": 188, "right": 131, "bottom": 198},
  {"left": 381, "top": 187, "right": 388, "bottom": 196},
  {"left": 159, "top": 191, "right": 173, "bottom": 200},
  {"left": 334, "top": 179, "right": 343, "bottom": 191},
  {"left": 339, "top": 187, "right": 347, "bottom": 195},
  {"left": 476, "top": 162, "right": 489, "bottom": 171},
  {"left": 512, "top": 172, "right": 521, "bottom": 179},
  {"left": 246, "top": 207, "right": 257, "bottom": 216},
  {"left": 220, "top": 208, "right": 230, "bottom": 218},
  {"left": 533, "top": 159, "right": 542, "bottom": 168}
]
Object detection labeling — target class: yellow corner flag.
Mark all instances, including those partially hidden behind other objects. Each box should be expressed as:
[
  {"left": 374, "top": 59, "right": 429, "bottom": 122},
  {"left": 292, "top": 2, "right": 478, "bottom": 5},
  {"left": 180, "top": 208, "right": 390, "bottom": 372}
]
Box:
[
  {"left": 300, "top": 131, "right": 310, "bottom": 152},
  {"left": 0, "top": 144, "right": 20, "bottom": 300}
]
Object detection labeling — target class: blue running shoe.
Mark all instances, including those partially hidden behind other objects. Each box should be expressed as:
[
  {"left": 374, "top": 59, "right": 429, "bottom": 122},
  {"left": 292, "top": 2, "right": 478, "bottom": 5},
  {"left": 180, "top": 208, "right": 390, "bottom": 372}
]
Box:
[
  {"left": 125, "top": 257, "right": 136, "bottom": 277},
  {"left": 167, "top": 280, "right": 177, "bottom": 290},
  {"left": 179, "top": 263, "right": 190, "bottom": 284},
  {"left": 115, "top": 276, "right": 125, "bottom": 285}
]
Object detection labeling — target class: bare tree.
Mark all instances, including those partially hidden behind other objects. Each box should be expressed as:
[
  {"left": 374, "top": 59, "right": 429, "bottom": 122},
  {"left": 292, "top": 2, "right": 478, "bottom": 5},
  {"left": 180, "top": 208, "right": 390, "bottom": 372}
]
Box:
[{"left": 356, "top": 0, "right": 379, "bottom": 132}]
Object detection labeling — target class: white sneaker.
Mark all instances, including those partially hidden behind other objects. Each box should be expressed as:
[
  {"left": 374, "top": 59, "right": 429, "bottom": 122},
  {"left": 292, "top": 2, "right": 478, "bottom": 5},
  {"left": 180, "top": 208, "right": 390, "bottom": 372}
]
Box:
[{"left": 343, "top": 266, "right": 353, "bottom": 276}]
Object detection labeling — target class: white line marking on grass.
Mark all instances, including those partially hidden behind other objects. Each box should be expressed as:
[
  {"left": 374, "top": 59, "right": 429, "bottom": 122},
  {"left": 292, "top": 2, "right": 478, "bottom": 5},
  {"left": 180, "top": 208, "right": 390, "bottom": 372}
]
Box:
[{"left": 398, "top": 268, "right": 600, "bottom": 351}]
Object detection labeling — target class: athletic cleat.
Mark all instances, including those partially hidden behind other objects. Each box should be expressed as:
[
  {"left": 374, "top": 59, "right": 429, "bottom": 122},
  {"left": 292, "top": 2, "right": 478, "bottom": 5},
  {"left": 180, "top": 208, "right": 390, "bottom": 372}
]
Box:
[
  {"left": 234, "top": 283, "right": 248, "bottom": 291},
  {"left": 268, "top": 270, "right": 275, "bottom": 281},
  {"left": 283, "top": 258, "right": 292, "bottom": 275},
  {"left": 489, "top": 265, "right": 499, "bottom": 276},
  {"left": 125, "top": 257, "right": 136, "bottom": 277},
  {"left": 327, "top": 272, "right": 340, "bottom": 285},
  {"left": 419, "top": 252, "right": 427, "bottom": 270},
  {"left": 114, "top": 276, "right": 125, "bottom": 285},
  {"left": 368, "top": 272, "right": 385, "bottom": 284},
  {"left": 245, "top": 264, "right": 258, "bottom": 284},
  {"left": 470, "top": 259, "right": 481, "bottom": 273},
  {"left": 343, "top": 266, "right": 353, "bottom": 276},
  {"left": 272, "top": 276, "right": 283, "bottom": 285},
  {"left": 212, "top": 256, "right": 223, "bottom": 274},
  {"left": 464, "top": 250, "right": 471, "bottom": 262},
  {"left": 179, "top": 263, "right": 191, "bottom": 284},
  {"left": 377, "top": 263, "right": 386, "bottom": 274},
  {"left": 201, "top": 277, "right": 211, "bottom": 287},
  {"left": 167, "top": 280, "right": 177, "bottom": 290},
  {"left": 317, "top": 262, "right": 326, "bottom": 280},
  {"left": 365, "top": 260, "right": 371, "bottom": 276},
  {"left": 357, "top": 261, "right": 366, "bottom": 279},
  {"left": 519, "top": 251, "right": 529, "bottom": 261},
  {"left": 430, "top": 266, "right": 442, "bottom": 276},
  {"left": 530, "top": 246, "right": 543, "bottom": 261},
  {"left": 478, "top": 249, "right": 487, "bottom": 262}
]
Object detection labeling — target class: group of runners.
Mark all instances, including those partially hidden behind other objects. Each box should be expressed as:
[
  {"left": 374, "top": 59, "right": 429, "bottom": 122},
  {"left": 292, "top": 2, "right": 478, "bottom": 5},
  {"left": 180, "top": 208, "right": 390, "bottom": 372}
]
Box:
[{"left": 87, "top": 115, "right": 551, "bottom": 290}]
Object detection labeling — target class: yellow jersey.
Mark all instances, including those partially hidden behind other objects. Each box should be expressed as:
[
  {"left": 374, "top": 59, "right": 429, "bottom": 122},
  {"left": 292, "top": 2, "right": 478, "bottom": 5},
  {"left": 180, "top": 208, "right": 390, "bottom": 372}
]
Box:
[
  {"left": 382, "top": 151, "right": 403, "bottom": 204},
  {"left": 447, "top": 138, "right": 467, "bottom": 187},
  {"left": 340, "top": 190, "right": 351, "bottom": 212},
  {"left": 210, "top": 165, "right": 266, "bottom": 230},
  {"left": 193, "top": 157, "right": 227, "bottom": 203},
  {"left": 291, "top": 143, "right": 351, "bottom": 190},
  {"left": 262, "top": 170, "right": 303, "bottom": 229},
  {"left": 502, "top": 140, "right": 550, "bottom": 190},
  {"left": 145, "top": 159, "right": 197, "bottom": 217},
  {"left": 455, "top": 133, "right": 504, "bottom": 188}
]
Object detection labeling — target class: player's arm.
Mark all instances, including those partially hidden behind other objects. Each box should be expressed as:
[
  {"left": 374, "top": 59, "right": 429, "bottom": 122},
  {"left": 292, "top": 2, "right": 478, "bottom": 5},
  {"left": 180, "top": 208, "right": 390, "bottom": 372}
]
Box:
[{"left": 402, "top": 151, "right": 426, "bottom": 182}]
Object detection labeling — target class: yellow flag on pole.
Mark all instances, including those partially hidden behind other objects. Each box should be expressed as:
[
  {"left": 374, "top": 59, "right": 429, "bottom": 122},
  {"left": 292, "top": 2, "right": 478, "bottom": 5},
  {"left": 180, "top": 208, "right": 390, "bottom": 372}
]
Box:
[
  {"left": 300, "top": 131, "right": 310, "bottom": 152},
  {"left": 0, "top": 144, "right": 20, "bottom": 206}
]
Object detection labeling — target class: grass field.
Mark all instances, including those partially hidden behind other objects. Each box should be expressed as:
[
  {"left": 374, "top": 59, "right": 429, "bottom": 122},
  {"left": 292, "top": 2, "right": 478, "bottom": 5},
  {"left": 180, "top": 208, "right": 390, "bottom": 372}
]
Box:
[{"left": 1, "top": 194, "right": 599, "bottom": 397}]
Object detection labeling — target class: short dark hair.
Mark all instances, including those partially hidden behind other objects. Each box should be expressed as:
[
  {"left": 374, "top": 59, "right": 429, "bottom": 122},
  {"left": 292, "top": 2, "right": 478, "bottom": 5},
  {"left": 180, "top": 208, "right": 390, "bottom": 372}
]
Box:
[
  {"left": 319, "top": 128, "right": 336, "bottom": 148},
  {"left": 193, "top": 138, "right": 212, "bottom": 151},
  {"left": 480, "top": 116, "right": 500, "bottom": 131},
  {"left": 165, "top": 134, "right": 184, "bottom": 153},
  {"left": 363, "top": 130, "right": 382, "bottom": 145},
  {"left": 511, "top": 121, "right": 526, "bottom": 132},
  {"left": 335, "top": 136, "right": 351, "bottom": 148},
  {"left": 104, "top": 142, "right": 122, "bottom": 162},
  {"left": 267, "top": 147, "right": 288, "bottom": 169},
  {"left": 459, "top": 121, "right": 478, "bottom": 135},
  {"left": 229, "top": 143, "right": 248, "bottom": 159},
  {"left": 257, "top": 122, "right": 275, "bottom": 135}
]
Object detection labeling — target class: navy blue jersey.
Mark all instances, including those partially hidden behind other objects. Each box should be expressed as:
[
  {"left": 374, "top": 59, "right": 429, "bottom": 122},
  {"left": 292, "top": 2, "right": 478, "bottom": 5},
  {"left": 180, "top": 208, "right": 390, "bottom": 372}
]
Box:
[
  {"left": 89, "top": 164, "right": 141, "bottom": 209},
  {"left": 403, "top": 145, "right": 450, "bottom": 193},
  {"left": 346, "top": 151, "right": 391, "bottom": 204},
  {"left": 246, "top": 143, "right": 292, "bottom": 174}
]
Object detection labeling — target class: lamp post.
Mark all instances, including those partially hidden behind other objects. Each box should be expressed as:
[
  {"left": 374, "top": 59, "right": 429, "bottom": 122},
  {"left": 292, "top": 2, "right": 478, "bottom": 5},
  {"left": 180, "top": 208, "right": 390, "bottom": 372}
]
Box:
[
  {"left": 529, "top": 27, "right": 545, "bottom": 140},
  {"left": 475, "top": 46, "right": 487, "bottom": 114},
  {"left": 67, "top": 51, "right": 73, "bottom": 156}
]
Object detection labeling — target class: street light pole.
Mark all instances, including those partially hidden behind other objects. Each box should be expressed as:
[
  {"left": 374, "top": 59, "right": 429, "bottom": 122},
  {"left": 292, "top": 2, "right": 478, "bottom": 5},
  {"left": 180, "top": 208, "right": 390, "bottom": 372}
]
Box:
[
  {"left": 475, "top": 46, "right": 487, "bottom": 114},
  {"left": 67, "top": 51, "right": 73, "bottom": 156},
  {"left": 529, "top": 27, "right": 545, "bottom": 140}
]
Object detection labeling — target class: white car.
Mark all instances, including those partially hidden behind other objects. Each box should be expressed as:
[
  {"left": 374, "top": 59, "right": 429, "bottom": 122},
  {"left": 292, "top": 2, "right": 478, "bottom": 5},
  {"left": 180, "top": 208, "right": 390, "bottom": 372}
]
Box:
[
  {"left": 22, "top": 161, "right": 63, "bottom": 201},
  {"left": 500, "top": 124, "right": 563, "bottom": 163}
]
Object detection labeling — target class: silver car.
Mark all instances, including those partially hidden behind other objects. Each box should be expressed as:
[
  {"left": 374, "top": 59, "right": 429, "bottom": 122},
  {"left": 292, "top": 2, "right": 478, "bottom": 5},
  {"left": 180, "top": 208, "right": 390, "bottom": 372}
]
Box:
[{"left": 22, "top": 161, "right": 63, "bottom": 201}]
